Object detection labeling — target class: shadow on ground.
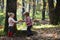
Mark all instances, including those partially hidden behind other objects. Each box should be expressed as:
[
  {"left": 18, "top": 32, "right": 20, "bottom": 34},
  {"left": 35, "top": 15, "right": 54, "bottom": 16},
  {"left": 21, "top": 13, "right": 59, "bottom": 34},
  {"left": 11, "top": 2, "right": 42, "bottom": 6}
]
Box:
[{"left": 15, "top": 30, "right": 37, "bottom": 37}]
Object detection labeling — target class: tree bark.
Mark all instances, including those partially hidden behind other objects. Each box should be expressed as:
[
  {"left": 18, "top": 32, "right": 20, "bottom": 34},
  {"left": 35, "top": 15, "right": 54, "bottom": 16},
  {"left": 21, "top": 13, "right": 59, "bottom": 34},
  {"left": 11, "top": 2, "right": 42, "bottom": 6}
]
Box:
[
  {"left": 0, "top": 0, "right": 4, "bottom": 12},
  {"left": 48, "top": 0, "right": 56, "bottom": 24},
  {"left": 22, "top": 0, "right": 25, "bottom": 20},
  {"left": 29, "top": 0, "right": 31, "bottom": 12},
  {"left": 32, "top": 0, "right": 36, "bottom": 19},
  {"left": 5, "top": 0, "right": 17, "bottom": 33},
  {"left": 1, "top": 0, "right": 4, "bottom": 12},
  {"left": 55, "top": 0, "right": 60, "bottom": 24},
  {"left": 36, "top": 0, "right": 41, "bottom": 14},
  {"left": 42, "top": 0, "right": 46, "bottom": 20}
]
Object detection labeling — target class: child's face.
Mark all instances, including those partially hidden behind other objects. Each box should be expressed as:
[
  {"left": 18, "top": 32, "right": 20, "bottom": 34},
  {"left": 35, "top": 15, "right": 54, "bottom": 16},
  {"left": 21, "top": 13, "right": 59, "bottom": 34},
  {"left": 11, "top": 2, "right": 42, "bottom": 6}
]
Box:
[
  {"left": 25, "top": 15, "right": 27, "bottom": 17},
  {"left": 11, "top": 14, "right": 15, "bottom": 18}
]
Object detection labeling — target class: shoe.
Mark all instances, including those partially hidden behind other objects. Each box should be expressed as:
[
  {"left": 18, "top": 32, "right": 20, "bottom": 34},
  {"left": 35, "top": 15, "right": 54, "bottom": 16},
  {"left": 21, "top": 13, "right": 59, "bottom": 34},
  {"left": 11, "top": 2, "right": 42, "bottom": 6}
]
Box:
[
  {"left": 30, "top": 33, "right": 33, "bottom": 36},
  {"left": 27, "top": 34, "right": 33, "bottom": 37}
]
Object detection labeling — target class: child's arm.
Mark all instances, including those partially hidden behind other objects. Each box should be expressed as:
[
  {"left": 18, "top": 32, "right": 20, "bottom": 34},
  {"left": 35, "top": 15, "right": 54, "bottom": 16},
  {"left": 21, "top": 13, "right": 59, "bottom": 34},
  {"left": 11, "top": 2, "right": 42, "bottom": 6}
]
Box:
[
  {"left": 19, "top": 20, "right": 25, "bottom": 22},
  {"left": 12, "top": 18, "right": 19, "bottom": 23}
]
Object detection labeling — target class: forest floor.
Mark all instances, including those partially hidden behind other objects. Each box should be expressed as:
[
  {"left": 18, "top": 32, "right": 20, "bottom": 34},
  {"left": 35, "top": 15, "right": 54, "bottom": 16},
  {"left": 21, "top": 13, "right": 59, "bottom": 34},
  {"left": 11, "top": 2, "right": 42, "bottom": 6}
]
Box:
[
  {"left": 0, "top": 27, "right": 60, "bottom": 40},
  {"left": 0, "top": 20, "right": 60, "bottom": 40}
]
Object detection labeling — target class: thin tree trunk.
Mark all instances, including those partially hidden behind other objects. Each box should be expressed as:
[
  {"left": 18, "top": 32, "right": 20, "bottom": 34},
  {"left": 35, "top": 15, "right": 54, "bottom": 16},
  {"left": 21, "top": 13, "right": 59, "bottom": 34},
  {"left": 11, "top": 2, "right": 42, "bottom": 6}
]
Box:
[
  {"left": 32, "top": 0, "right": 36, "bottom": 19},
  {"left": 0, "top": 0, "right": 1, "bottom": 11},
  {"left": 5, "top": 0, "right": 17, "bottom": 33},
  {"left": 36, "top": 0, "right": 40, "bottom": 14},
  {"left": 42, "top": 0, "right": 46, "bottom": 20},
  {"left": 29, "top": 0, "right": 31, "bottom": 12},
  {"left": 22, "top": 0, "right": 25, "bottom": 20},
  {"left": 0, "top": 0, "right": 4, "bottom": 12},
  {"left": 1, "top": 0, "right": 4, "bottom": 12}
]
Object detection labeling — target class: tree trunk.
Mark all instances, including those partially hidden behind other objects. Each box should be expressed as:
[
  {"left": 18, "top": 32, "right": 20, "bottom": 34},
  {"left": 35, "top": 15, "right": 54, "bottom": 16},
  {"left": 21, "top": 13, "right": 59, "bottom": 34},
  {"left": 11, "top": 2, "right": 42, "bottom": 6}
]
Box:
[
  {"left": 32, "top": 0, "right": 36, "bottom": 19},
  {"left": 22, "top": 0, "right": 25, "bottom": 20},
  {"left": 1, "top": 0, "right": 4, "bottom": 12},
  {"left": 42, "top": 0, "right": 46, "bottom": 20},
  {"left": 55, "top": 0, "right": 60, "bottom": 24},
  {"left": 29, "top": 0, "right": 31, "bottom": 12},
  {"left": 5, "top": 0, "right": 17, "bottom": 33},
  {"left": 0, "top": 0, "right": 4, "bottom": 12},
  {"left": 48, "top": 0, "right": 56, "bottom": 24},
  {"left": 36, "top": 0, "right": 41, "bottom": 14}
]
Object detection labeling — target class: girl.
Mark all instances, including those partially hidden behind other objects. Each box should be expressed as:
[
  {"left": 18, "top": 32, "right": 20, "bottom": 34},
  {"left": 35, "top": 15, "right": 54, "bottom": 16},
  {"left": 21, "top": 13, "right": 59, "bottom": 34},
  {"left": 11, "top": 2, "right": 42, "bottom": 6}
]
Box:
[
  {"left": 23, "top": 12, "right": 33, "bottom": 37},
  {"left": 8, "top": 12, "right": 20, "bottom": 37}
]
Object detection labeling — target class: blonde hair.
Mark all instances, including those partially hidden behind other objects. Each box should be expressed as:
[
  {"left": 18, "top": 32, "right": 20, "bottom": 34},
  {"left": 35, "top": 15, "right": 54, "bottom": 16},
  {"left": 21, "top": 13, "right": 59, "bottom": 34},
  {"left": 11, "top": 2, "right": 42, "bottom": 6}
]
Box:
[{"left": 8, "top": 12, "right": 14, "bottom": 17}]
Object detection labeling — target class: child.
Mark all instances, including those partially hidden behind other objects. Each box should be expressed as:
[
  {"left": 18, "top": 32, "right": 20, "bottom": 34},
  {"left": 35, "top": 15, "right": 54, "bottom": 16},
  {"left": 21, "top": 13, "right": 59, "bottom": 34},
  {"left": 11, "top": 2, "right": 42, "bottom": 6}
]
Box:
[
  {"left": 8, "top": 12, "right": 20, "bottom": 37},
  {"left": 23, "top": 12, "right": 33, "bottom": 37}
]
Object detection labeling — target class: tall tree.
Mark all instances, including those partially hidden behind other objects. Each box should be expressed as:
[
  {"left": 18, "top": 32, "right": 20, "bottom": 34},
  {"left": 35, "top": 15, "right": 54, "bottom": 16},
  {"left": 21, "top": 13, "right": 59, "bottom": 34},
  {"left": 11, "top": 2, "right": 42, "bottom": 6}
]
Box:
[
  {"left": 0, "top": 0, "right": 4, "bottom": 12},
  {"left": 5, "top": 0, "right": 17, "bottom": 33},
  {"left": 32, "top": 0, "right": 36, "bottom": 19},
  {"left": 36, "top": 0, "right": 41, "bottom": 13},
  {"left": 55, "top": 0, "right": 60, "bottom": 24},
  {"left": 1, "top": 0, "right": 4, "bottom": 12},
  {"left": 42, "top": 0, "right": 46, "bottom": 20},
  {"left": 29, "top": 0, "right": 31, "bottom": 12},
  {"left": 48, "top": 0, "right": 60, "bottom": 25},
  {"left": 22, "top": 0, "right": 25, "bottom": 20},
  {"left": 48, "top": 0, "right": 55, "bottom": 24}
]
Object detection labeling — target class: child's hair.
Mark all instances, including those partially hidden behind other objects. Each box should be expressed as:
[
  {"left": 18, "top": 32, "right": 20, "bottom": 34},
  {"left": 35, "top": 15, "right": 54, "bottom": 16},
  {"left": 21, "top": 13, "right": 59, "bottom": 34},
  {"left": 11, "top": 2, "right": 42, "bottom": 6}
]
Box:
[
  {"left": 8, "top": 12, "right": 14, "bottom": 17},
  {"left": 24, "top": 12, "right": 29, "bottom": 16}
]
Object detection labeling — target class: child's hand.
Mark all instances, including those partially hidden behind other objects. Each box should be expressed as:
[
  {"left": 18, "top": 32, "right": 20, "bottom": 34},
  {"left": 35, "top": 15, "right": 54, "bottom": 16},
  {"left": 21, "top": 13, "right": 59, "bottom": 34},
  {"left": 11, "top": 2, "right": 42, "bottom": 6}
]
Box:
[{"left": 18, "top": 20, "right": 22, "bottom": 22}]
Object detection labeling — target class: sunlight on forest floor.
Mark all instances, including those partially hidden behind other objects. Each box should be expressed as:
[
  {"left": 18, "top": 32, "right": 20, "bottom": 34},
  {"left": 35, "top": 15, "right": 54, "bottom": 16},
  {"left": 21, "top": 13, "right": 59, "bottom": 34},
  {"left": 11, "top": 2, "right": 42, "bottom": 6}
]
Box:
[
  {"left": 17, "top": 24, "right": 60, "bottom": 30},
  {"left": 33, "top": 24, "right": 58, "bottom": 29},
  {"left": 0, "top": 24, "right": 60, "bottom": 31},
  {"left": 0, "top": 24, "right": 60, "bottom": 36}
]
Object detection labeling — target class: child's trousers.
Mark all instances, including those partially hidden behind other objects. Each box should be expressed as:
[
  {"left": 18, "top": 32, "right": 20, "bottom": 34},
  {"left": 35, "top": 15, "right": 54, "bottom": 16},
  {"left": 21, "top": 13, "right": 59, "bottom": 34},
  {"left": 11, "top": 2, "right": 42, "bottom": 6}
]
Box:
[
  {"left": 8, "top": 27, "right": 14, "bottom": 37},
  {"left": 27, "top": 25, "right": 32, "bottom": 36}
]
